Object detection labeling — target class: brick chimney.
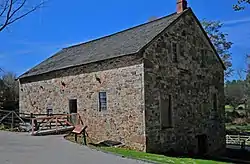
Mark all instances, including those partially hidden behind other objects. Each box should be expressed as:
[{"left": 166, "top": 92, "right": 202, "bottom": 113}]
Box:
[{"left": 177, "top": 0, "right": 188, "bottom": 13}]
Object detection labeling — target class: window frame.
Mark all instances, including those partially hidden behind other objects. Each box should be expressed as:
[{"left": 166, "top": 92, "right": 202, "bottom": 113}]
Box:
[{"left": 98, "top": 91, "right": 107, "bottom": 111}]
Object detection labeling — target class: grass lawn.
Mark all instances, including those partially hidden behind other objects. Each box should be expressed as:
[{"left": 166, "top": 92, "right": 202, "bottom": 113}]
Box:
[
  {"left": 65, "top": 134, "right": 227, "bottom": 164},
  {"left": 100, "top": 147, "right": 226, "bottom": 164},
  {"left": 0, "top": 124, "right": 11, "bottom": 131},
  {"left": 226, "top": 123, "right": 250, "bottom": 133}
]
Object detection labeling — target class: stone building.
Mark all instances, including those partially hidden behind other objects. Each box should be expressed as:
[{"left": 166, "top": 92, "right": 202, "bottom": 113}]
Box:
[{"left": 18, "top": 0, "right": 226, "bottom": 155}]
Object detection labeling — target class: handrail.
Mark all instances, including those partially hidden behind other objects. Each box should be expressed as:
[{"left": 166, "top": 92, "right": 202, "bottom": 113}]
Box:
[
  {"left": 30, "top": 113, "right": 83, "bottom": 135},
  {"left": 19, "top": 112, "right": 68, "bottom": 117},
  {"left": 226, "top": 134, "right": 250, "bottom": 146}
]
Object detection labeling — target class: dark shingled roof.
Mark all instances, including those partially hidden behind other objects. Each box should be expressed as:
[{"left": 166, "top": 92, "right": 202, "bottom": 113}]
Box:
[{"left": 19, "top": 11, "right": 183, "bottom": 79}]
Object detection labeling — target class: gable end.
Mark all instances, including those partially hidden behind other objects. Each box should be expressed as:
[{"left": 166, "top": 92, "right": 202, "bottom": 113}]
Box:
[
  {"left": 139, "top": 8, "right": 226, "bottom": 71},
  {"left": 188, "top": 9, "right": 226, "bottom": 70}
]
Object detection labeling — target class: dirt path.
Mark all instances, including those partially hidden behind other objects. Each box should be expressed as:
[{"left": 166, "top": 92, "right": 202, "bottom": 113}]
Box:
[{"left": 0, "top": 131, "right": 148, "bottom": 164}]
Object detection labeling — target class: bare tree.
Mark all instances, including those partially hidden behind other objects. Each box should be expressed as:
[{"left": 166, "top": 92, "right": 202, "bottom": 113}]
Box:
[
  {"left": 0, "top": 0, "right": 45, "bottom": 32},
  {"left": 234, "top": 0, "right": 250, "bottom": 11}
]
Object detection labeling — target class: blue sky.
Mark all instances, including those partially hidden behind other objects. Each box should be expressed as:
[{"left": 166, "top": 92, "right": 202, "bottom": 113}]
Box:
[{"left": 0, "top": 0, "right": 250, "bottom": 80}]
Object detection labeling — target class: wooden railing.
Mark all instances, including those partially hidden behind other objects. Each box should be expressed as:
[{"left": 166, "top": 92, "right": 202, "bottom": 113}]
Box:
[
  {"left": 30, "top": 113, "right": 83, "bottom": 136},
  {"left": 0, "top": 109, "right": 26, "bottom": 130},
  {"left": 226, "top": 135, "right": 250, "bottom": 145}
]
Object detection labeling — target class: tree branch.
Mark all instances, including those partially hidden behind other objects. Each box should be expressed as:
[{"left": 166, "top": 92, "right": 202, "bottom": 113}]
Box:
[
  {"left": 0, "top": 0, "right": 45, "bottom": 32},
  {"left": 0, "top": 0, "right": 13, "bottom": 31},
  {"left": 0, "top": 0, "right": 10, "bottom": 17},
  {"left": 7, "top": 2, "right": 44, "bottom": 25},
  {"left": 9, "top": 0, "right": 26, "bottom": 19}
]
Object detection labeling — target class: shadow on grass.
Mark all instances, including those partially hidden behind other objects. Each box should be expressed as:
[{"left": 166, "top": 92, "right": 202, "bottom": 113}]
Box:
[
  {"left": 161, "top": 148, "right": 250, "bottom": 164},
  {"left": 66, "top": 137, "right": 250, "bottom": 164},
  {"left": 91, "top": 141, "right": 250, "bottom": 164}
]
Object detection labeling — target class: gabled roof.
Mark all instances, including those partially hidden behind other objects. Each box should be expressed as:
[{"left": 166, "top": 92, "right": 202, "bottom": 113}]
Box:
[
  {"left": 19, "top": 11, "right": 183, "bottom": 79},
  {"left": 18, "top": 8, "right": 226, "bottom": 79}
]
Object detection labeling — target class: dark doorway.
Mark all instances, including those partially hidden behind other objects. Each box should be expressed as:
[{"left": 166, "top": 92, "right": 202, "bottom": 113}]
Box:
[
  {"left": 69, "top": 99, "right": 77, "bottom": 113},
  {"left": 197, "top": 134, "right": 208, "bottom": 156}
]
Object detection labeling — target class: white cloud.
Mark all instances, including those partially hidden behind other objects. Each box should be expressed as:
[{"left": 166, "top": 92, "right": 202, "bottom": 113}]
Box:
[{"left": 223, "top": 17, "right": 250, "bottom": 25}]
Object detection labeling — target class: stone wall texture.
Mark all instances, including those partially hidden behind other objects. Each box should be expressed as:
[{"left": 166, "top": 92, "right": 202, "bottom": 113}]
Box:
[
  {"left": 143, "top": 11, "right": 225, "bottom": 155},
  {"left": 19, "top": 55, "right": 146, "bottom": 151},
  {"left": 19, "top": 11, "right": 225, "bottom": 155}
]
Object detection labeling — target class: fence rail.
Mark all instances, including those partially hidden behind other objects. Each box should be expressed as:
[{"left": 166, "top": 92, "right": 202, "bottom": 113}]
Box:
[
  {"left": 30, "top": 113, "right": 83, "bottom": 136},
  {"left": 1, "top": 110, "right": 83, "bottom": 135},
  {"left": 226, "top": 135, "right": 250, "bottom": 146},
  {"left": 0, "top": 109, "right": 26, "bottom": 130}
]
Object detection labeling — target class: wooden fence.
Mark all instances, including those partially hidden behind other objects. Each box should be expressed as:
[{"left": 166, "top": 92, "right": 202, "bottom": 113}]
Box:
[
  {"left": 0, "top": 110, "right": 83, "bottom": 135},
  {"left": 226, "top": 135, "right": 250, "bottom": 146},
  {"left": 0, "top": 109, "right": 26, "bottom": 130}
]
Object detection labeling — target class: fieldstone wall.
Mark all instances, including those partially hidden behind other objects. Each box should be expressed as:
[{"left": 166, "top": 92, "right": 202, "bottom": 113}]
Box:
[
  {"left": 19, "top": 10, "right": 226, "bottom": 155},
  {"left": 19, "top": 55, "right": 146, "bottom": 151},
  {"left": 143, "top": 11, "right": 225, "bottom": 155}
]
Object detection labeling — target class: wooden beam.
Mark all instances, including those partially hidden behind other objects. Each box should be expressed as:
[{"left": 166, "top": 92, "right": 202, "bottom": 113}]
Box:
[{"left": 0, "top": 111, "right": 11, "bottom": 123}]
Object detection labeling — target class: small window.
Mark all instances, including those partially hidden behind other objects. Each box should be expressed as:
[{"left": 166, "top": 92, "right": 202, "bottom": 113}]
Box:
[
  {"left": 213, "top": 93, "right": 217, "bottom": 111},
  {"left": 160, "top": 94, "right": 173, "bottom": 128},
  {"left": 172, "top": 42, "right": 178, "bottom": 63},
  {"left": 99, "top": 92, "right": 107, "bottom": 111}
]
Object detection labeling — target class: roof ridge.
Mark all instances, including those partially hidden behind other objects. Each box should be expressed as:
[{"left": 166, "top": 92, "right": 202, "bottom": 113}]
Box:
[{"left": 64, "top": 12, "right": 178, "bottom": 50}]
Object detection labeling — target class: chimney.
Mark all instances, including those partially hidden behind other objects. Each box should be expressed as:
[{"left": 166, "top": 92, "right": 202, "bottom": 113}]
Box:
[{"left": 177, "top": 0, "right": 188, "bottom": 13}]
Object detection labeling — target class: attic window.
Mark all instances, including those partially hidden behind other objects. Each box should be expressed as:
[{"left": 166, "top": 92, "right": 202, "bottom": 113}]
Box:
[{"left": 172, "top": 42, "right": 178, "bottom": 63}]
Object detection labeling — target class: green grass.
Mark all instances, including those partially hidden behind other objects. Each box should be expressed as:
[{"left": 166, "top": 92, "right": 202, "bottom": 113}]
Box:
[
  {"left": 0, "top": 124, "right": 18, "bottom": 132},
  {"left": 225, "top": 105, "right": 234, "bottom": 112},
  {"left": 65, "top": 134, "right": 227, "bottom": 164},
  {"left": 0, "top": 124, "right": 10, "bottom": 131},
  {"left": 100, "top": 147, "right": 226, "bottom": 164},
  {"left": 225, "top": 105, "right": 233, "bottom": 109},
  {"left": 226, "top": 123, "right": 250, "bottom": 133}
]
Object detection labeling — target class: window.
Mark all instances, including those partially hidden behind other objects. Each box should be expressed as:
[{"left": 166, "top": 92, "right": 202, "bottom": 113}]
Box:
[
  {"left": 213, "top": 93, "right": 217, "bottom": 111},
  {"left": 172, "top": 42, "right": 178, "bottom": 63},
  {"left": 99, "top": 92, "right": 107, "bottom": 111},
  {"left": 160, "top": 94, "right": 173, "bottom": 128}
]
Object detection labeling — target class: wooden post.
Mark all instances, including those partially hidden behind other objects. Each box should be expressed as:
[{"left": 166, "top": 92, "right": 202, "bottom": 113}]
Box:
[
  {"left": 82, "top": 130, "right": 87, "bottom": 145},
  {"left": 75, "top": 133, "right": 77, "bottom": 143},
  {"left": 11, "top": 111, "right": 14, "bottom": 130},
  {"left": 49, "top": 119, "right": 52, "bottom": 129},
  {"left": 31, "top": 118, "right": 34, "bottom": 135},
  {"left": 55, "top": 117, "right": 58, "bottom": 133}
]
